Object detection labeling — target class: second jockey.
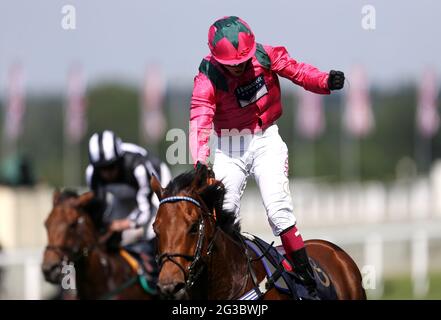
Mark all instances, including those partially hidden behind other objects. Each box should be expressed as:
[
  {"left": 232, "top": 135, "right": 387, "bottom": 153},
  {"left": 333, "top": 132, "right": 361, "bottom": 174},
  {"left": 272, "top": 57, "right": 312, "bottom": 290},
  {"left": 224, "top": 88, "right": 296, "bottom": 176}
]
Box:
[{"left": 86, "top": 130, "right": 171, "bottom": 272}]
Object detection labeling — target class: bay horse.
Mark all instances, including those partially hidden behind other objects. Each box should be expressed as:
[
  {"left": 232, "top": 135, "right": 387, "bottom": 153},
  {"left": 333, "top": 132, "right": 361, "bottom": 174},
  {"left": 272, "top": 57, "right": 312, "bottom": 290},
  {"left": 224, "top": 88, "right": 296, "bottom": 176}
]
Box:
[
  {"left": 42, "top": 190, "right": 155, "bottom": 300},
  {"left": 150, "top": 165, "right": 366, "bottom": 300}
]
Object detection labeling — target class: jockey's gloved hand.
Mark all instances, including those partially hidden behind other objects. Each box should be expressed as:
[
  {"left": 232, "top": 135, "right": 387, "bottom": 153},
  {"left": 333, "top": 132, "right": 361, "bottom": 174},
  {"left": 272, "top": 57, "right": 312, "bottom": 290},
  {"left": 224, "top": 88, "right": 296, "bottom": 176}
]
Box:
[{"left": 328, "top": 70, "right": 345, "bottom": 90}]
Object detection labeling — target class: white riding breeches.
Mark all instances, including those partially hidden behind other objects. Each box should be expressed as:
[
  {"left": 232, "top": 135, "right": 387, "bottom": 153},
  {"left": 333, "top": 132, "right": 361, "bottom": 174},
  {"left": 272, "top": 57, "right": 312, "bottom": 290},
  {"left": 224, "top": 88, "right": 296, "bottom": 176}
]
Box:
[{"left": 212, "top": 124, "right": 295, "bottom": 236}]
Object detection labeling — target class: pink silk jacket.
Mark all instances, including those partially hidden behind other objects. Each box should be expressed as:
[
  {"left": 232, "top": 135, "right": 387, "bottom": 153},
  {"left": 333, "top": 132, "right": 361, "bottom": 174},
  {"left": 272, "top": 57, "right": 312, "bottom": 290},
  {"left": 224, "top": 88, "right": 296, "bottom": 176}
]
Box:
[{"left": 190, "top": 44, "right": 330, "bottom": 164}]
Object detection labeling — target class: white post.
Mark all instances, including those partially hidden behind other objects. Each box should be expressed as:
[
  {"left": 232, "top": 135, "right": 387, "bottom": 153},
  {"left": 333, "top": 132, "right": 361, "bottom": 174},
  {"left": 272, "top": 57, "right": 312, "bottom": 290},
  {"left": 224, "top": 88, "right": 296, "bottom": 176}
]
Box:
[
  {"left": 363, "top": 233, "right": 383, "bottom": 299},
  {"left": 411, "top": 229, "right": 429, "bottom": 298},
  {"left": 24, "top": 258, "right": 41, "bottom": 300}
]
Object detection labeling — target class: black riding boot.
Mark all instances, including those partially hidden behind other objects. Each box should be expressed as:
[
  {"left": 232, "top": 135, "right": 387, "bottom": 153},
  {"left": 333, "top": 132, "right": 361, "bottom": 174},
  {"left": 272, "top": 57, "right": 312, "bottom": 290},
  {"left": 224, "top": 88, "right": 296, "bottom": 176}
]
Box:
[{"left": 288, "top": 247, "right": 320, "bottom": 300}]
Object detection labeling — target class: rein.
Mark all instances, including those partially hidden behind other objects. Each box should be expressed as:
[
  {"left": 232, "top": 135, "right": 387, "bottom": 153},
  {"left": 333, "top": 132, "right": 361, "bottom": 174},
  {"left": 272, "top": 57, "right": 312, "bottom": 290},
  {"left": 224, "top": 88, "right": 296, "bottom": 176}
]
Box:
[
  {"left": 157, "top": 195, "right": 263, "bottom": 299},
  {"left": 157, "top": 196, "right": 218, "bottom": 291}
]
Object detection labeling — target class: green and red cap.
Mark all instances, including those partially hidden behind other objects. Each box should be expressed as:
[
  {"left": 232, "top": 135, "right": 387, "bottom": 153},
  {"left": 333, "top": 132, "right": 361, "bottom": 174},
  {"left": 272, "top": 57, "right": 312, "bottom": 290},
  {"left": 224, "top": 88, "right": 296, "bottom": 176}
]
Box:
[{"left": 208, "top": 16, "right": 256, "bottom": 65}]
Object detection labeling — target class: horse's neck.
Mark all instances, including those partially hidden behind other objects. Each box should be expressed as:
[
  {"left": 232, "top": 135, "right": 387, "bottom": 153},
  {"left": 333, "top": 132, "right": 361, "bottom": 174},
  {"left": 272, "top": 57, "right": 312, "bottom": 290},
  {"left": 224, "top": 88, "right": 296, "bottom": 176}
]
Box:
[
  {"left": 75, "top": 247, "right": 114, "bottom": 299},
  {"left": 207, "top": 230, "right": 250, "bottom": 299}
]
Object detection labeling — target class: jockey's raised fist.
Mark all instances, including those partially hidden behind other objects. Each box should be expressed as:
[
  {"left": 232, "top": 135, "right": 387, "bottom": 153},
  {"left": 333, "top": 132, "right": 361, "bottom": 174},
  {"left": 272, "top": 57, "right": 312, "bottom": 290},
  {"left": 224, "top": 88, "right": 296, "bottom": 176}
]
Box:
[{"left": 328, "top": 70, "right": 345, "bottom": 90}]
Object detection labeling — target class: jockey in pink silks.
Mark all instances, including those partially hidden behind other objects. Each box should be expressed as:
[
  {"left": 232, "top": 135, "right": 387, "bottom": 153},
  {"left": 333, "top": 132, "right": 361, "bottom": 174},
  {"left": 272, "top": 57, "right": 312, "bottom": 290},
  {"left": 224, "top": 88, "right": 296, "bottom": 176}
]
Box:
[{"left": 189, "top": 16, "right": 345, "bottom": 299}]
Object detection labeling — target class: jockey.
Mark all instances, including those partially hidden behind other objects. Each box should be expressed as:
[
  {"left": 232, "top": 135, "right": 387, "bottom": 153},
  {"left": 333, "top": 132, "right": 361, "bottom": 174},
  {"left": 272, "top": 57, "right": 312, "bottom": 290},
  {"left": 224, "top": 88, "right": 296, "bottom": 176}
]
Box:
[
  {"left": 190, "top": 16, "right": 345, "bottom": 298},
  {"left": 86, "top": 130, "right": 171, "bottom": 264}
]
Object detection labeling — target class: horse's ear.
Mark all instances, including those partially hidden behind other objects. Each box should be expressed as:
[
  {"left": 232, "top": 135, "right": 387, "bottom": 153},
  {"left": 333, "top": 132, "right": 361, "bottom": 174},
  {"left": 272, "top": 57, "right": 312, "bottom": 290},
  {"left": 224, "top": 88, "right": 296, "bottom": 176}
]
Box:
[
  {"left": 191, "top": 163, "right": 212, "bottom": 190},
  {"left": 75, "top": 191, "right": 94, "bottom": 207},
  {"left": 150, "top": 174, "right": 164, "bottom": 200},
  {"left": 53, "top": 189, "right": 61, "bottom": 206}
]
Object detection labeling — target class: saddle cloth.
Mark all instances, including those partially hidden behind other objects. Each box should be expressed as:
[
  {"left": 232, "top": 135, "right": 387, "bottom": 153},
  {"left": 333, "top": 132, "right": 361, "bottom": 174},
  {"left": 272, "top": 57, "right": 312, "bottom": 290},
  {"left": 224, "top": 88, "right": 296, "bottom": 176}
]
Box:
[{"left": 242, "top": 232, "right": 338, "bottom": 300}]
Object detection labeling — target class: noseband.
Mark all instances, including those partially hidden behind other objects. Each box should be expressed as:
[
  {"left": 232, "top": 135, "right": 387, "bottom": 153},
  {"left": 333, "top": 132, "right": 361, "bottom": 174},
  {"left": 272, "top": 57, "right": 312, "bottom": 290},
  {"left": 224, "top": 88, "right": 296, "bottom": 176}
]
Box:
[{"left": 156, "top": 196, "right": 218, "bottom": 291}]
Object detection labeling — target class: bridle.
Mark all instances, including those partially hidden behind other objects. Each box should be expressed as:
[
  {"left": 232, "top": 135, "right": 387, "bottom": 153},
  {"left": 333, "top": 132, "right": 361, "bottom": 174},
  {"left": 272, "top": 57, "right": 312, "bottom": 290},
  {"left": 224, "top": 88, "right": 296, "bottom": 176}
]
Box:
[
  {"left": 45, "top": 215, "right": 95, "bottom": 266},
  {"left": 156, "top": 195, "right": 218, "bottom": 292},
  {"left": 45, "top": 205, "right": 153, "bottom": 299}
]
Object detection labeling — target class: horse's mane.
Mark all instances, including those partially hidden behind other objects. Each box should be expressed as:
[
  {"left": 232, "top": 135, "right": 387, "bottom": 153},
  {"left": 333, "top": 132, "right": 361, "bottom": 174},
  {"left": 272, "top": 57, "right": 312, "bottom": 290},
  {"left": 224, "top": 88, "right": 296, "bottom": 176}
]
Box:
[
  {"left": 164, "top": 170, "right": 241, "bottom": 240},
  {"left": 59, "top": 189, "right": 79, "bottom": 201}
]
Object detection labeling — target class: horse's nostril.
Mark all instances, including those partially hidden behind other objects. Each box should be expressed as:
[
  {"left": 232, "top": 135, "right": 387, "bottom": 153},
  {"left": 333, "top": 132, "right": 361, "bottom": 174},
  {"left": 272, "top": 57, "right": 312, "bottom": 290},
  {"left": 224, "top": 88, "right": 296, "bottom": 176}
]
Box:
[
  {"left": 158, "top": 283, "right": 174, "bottom": 296},
  {"left": 158, "top": 281, "right": 186, "bottom": 298},
  {"left": 174, "top": 282, "right": 186, "bottom": 293},
  {"left": 42, "top": 263, "right": 54, "bottom": 274},
  {"left": 42, "top": 263, "right": 62, "bottom": 283}
]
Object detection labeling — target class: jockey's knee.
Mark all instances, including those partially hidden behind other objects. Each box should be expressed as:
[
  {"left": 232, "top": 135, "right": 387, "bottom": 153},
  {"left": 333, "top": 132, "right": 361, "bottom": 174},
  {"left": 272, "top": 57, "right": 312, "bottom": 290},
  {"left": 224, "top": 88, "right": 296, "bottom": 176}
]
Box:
[{"left": 266, "top": 208, "right": 296, "bottom": 236}]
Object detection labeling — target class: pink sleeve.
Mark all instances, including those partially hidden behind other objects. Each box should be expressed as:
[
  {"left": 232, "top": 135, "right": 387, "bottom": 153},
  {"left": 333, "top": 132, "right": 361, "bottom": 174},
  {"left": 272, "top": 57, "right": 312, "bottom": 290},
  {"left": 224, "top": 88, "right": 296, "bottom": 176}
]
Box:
[
  {"left": 266, "top": 45, "right": 330, "bottom": 94},
  {"left": 189, "top": 73, "right": 216, "bottom": 165}
]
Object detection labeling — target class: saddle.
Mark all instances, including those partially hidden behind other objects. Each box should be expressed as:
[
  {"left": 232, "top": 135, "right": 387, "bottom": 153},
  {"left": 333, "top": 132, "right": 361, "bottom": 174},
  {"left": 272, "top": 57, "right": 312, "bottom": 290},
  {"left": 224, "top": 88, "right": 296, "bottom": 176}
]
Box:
[
  {"left": 119, "top": 249, "right": 157, "bottom": 295},
  {"left": 119, "top": 249, "right": 141, "bottom": 274},
  {"left": 240, "top": 232, "right": 338, "bottom": 300}
]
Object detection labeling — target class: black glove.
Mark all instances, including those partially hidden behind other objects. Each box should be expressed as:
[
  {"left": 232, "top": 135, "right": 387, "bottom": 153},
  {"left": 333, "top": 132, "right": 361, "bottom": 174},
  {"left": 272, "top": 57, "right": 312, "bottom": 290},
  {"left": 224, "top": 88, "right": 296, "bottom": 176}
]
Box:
[{"left": 328, "top": 70, "right": 345, "bottom": 90}]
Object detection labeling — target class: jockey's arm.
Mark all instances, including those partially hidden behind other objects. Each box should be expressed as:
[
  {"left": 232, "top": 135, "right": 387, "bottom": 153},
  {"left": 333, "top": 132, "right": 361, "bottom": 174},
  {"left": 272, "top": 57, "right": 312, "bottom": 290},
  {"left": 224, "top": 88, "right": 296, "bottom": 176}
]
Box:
[
  {"left": 190, "top": 73, "right": 216, "bottom": 166},
  {"left": 109, "top": 218, "right": 133, "bottom": 232},
  {"left": 129, "top": 164, "right": 152, "bottom": 228},
  {"left": 266, "top": 45, "right": 331, "bottom": 94},
  {"left": 110, "top": 163, "right": 152, "bottom": 233}
]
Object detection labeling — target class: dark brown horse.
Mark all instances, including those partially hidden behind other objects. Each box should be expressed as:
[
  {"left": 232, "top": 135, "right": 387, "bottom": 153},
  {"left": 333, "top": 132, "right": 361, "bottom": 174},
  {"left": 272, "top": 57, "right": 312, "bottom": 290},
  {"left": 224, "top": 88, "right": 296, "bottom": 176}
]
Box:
[
  {"left": 150, "top": 165, "right": 366, "bottom": 300},
  {"left": 42, "top": 190, "right": 155, "bottom": 300}
]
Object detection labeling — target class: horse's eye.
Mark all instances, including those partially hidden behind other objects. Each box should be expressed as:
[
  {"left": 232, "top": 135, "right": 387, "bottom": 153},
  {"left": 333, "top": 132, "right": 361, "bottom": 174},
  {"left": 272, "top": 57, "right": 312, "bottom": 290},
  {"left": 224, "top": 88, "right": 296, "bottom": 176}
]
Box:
[
  {"left": 69, "top": 220, "right": 78, "bottom": 229},
  {"left": 189, "top": 222, "right": 199, "bottom": 234}
]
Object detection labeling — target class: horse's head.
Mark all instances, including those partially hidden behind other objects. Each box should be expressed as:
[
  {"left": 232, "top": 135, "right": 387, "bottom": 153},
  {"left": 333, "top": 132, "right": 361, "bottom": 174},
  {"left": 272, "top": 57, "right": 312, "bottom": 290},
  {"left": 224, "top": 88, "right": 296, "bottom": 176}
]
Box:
[
  {"left": 151, "top": 165, "right": 225, "bottom": 299},
  {"left": 42, "top": 190, "right": 96, "bottom": 284}
]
